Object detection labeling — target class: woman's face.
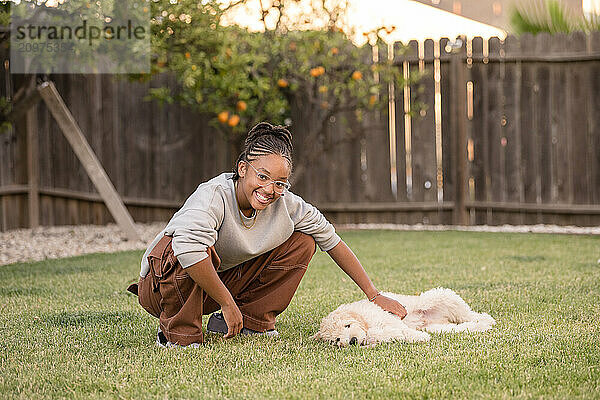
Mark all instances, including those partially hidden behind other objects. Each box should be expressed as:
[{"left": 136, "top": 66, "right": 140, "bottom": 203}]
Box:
[{"left": 237, "top": 153, "right": 291, "bottom": 213}]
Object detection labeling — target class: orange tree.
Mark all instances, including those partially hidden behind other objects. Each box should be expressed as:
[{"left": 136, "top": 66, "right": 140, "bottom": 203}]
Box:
[{"left": 145, "top": 0, "right": 409, "bottom": 183}]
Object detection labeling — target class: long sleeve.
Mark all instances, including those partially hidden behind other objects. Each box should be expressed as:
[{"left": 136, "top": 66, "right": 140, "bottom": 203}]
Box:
[
  {"left": 285, "top": 192, "right": 341, "bottom": 251},
  {"left": 167, "top": 186, "right": 225, "bottom": 268}
]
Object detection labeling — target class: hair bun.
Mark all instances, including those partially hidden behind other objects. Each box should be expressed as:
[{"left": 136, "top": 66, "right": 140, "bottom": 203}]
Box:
[{"left": 246, "top": 122, "right": 292, "bottom": 148}]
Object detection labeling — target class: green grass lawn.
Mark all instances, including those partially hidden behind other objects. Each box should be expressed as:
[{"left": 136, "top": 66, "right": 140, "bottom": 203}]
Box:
[{"left": 1, "top": 230, "right": 599, "bottom": 399}]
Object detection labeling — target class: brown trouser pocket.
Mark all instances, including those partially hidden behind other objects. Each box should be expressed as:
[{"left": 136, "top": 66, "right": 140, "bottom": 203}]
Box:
[{"left": 138, "top": 272, "right": 161, "bottom": 318}]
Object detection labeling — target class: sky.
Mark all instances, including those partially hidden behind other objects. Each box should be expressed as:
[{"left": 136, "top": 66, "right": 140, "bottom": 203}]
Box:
[
  {"left": 41, "top": 0, "right": 600, "bottom": 43},
  {"left": 583, "top": 0, "right": 600, "bottom": 13},
  {"left": 345, "top": 0, "right": 506, "bottom": 43},
  {"left": 223, "top": 0, "right": 600, "bottom": 43},
  {"left": 223, "top": 0, "right": 507, "bottom": 43}
]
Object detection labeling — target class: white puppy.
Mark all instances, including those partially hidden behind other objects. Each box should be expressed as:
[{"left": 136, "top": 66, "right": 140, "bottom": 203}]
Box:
[{"left": 312, "top": 288, "right": 496, "bottom": 347}]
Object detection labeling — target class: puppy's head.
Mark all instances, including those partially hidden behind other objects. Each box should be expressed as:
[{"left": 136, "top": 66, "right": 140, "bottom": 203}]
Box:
[{"left": 311, "top": 308, "right": 369, "bottom": 347}]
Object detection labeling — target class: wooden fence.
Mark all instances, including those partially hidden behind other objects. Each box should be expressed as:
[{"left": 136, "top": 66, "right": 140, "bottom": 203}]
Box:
[{"left": 1, "top": 32, "right": 599, "bottom": 231}]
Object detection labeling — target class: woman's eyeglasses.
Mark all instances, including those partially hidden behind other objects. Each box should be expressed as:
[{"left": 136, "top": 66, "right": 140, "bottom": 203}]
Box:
[{"left": 246, "top": 162, "right": 291, "bottom": 193}]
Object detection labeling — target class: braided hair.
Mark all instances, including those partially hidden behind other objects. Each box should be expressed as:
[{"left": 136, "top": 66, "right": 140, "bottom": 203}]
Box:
[{"left": 232, "top": 122, "right": 294, "bottom": 180}]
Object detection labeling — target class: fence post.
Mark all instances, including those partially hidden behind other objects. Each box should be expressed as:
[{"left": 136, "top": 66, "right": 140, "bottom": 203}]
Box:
[
  {"left": 450, "top": 38, "right": 469, "bottom": 225},
  {"left": 26, "top": 105, "right": 39, "bottom": 228}
]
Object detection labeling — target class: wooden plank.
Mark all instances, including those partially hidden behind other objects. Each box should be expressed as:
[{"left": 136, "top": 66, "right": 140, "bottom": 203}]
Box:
[
  {"left": 486, "top": 37, "right": 505, "bottom": 224},
  {"left": 89, "top": 75, "right": 108, "bottom": 224},
  {"left": 1, "top": 62, "right": 13, "bottom": 229},
  {"left": 37, "top": 98, "right": 52, "bottom": 226},
  {"left": 535, "top": 34, "right": 552, "bottom": 210},
  {"left": 518, "top": 34, "right": 540, "bottom": 224},
  {"left": 0, "top": 184, "right": 28, "bottom": 195},
  {"left": 439, "top": 38, "right": 454, "bottom": 205},
  {"left": 464, "top": 200, "right": 600, "bottom": 214},
  {"left": 591, "top": 32, "right": 600, "bottom": 205},
  {"left": 503, "top": 35, "right": 524, "bottom": 224},
  {"left": 36, "top": 186, "right": 182, "bottom": 208},
  {"left": 343, "top": 110, "right": 362, "bottom": 203},
  {"left": 568, "top": 32, "right": 590, "bottom": 205},
  {"left": 393, "top": 41, "right": 408, "bottom": 203},
  {"left": 468, "top": 37, "right": 488, "bottom": 225},
  {"left": 410, "top": 39, "right": 437, "bottom": 204},
  {"left": 52, "top": 76, "right": 69, "bottom": 225},
  {"left": 318, "top": 201, "right": 454, "bottom": 212},
  {"left": 405, "top": 40, "right": 420, "bottom": 203},
  {"left": 450, "top": 38, "right": 468, "bottom": 225},
  {"left": 362, "top": 45, "right": 394, "bottom": 202},
  {"left": 26, "top": 106, "right": 39, "bottom": 227},
  {"left": 38, "top": 81, "right": 140, "bottom": 241},
  {"left": 12, "top": 77, "right": 30, "bottom": 229},
  {"left": 550, "top": 33, "right": 571, "bottom": 212}
]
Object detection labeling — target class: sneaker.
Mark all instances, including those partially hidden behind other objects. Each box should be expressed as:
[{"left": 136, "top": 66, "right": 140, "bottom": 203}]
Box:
[
  {"left": 156, "top": 328, "right": 200, "bottom": 349},
  {"left": 207, "top": 312, "right": 279, "bottom": 337},
  {"left": 206, "top": 312, "right": 228, "bottom": 334}
]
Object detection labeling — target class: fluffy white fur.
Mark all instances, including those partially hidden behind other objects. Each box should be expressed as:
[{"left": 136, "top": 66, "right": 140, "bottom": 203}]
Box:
[{"left": 312, "top": 288, "right": 496, "bottom": 347}]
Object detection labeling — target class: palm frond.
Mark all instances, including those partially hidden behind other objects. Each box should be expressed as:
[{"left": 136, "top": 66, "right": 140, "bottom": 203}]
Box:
[{"left": 510, "top": 0, "right": 599, "bottom": 35}]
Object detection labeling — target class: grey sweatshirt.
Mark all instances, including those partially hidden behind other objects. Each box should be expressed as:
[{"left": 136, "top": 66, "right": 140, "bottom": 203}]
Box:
[{"left": 139, "top": 172, "right": 341, "bottom": 277}]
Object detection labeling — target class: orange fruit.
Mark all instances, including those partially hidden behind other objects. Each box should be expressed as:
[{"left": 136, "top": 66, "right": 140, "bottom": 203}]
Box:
[
  {"left": 320, "top": 101, "right": 329, "bottom": 109},
  {"left": 289, "top": 42, "right": 297, "bottom": 51},
  {"left": 277, "top": 78, "right": 289, "bottom": 88},
  {"left": 185, "top": 52, "right": 191, "bottom": 59},
  {"left": 330, "top": 47, "right": 339, "bottom": 55},
  {"left": 351, "top": 70, "right": 363, "bottom": 80},
  {"left": 318, "top": 85, "right": 328, "bottom": 93},
  {"left": 217, "top": 111, "right": 229, "bottom": 124},
  {"left": 191, "top": 65, "right": 197, "bottom": 71},
  {"left": 236, "top": 101, "right": 247, "bottom": 112},
  {"left": 228, "top": 114, "right": 240, "bottom": 127},
  {"left": 310, "top": 66, "right": 325, "bottom": 77},
  {"left": 369, "top": 95, "right": 377, "bottom": 105}
]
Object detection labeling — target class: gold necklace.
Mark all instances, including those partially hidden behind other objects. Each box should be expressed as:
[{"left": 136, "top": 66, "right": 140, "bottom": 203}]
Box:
[
  {"left": 238, "top": 206, "right": 257, "bottom": 229},
  {"left": 235, "top": 182, "right": 258, "bottom": 229}
]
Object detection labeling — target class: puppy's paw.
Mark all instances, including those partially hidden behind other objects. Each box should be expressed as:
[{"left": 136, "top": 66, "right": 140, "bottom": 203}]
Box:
[{"left": 407, "top": 330, "right": 431, "bottom": 343}]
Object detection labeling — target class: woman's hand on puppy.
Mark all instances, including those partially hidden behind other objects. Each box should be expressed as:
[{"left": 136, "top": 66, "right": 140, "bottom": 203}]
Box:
[{"left": 373, "top": 295, "right": 407, "bottom": 319}]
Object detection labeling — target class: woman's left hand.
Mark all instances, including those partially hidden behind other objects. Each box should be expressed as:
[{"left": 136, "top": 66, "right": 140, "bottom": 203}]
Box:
[{"left": 372, "top": 295, "right": 407, "bottom": 319}]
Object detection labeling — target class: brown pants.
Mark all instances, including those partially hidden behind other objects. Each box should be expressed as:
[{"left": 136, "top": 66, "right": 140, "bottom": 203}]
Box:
[{"left": 128, "top": 232, "right": 316, "bottom": 345}]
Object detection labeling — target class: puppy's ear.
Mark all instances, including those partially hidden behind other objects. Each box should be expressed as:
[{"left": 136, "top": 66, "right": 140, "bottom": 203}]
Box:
[
  {"left": 310, "top": 331, "right": 322, "bottom": 340},
  {"left": 348, "top": 311, "right": 370, "bottom": 332}
]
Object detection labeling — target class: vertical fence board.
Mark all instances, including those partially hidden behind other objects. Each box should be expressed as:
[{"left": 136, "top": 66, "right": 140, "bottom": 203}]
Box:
[
  {"left": 568, "top": 32, "right": 591, "bottom": 205},
  {"left": 518, "top": 34, "right": 540, "bottom": 223},
  {"left": 97, "top": 74, "right": 115, "bottom": 224},
  {"left": 535, "top": 34, "right": 552, "bottom": 211},
  {"left": 468, "top": 37, "right": 487, "bottom": 224},
  {"left": 550, "top": 33, "right": 571, "bottom": 218},
  {"left": 503, "top": 35, "right": 524, "bottom": 224},
  {"left": 0, "top": 50, "right": 10, "bottom": 231},
  {"left": 393, "top": 41, "right": 408, "bottom": 209},
  {"left": 591, "top": 32, "right": 600, "bottom": 204},
  {"left": 411, "top": 39, "right": 437, "bottom": 206},
  {"left": 487, "top": 37, "right": 508, "bottom": 224},
  {"left": 363, "top": 45, "right": 394, "bottom": 204},
  {"left": 439, "top": 38, "right": 454, "bottom": 207}
]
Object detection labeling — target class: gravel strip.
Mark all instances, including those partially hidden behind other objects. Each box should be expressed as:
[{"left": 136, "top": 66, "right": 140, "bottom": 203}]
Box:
[
  {"left": 1, "top": 222, "right": 598, "bottom": 266},
  {"left": 0, "top": 222, "right": 165, "bottom": 266}
]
